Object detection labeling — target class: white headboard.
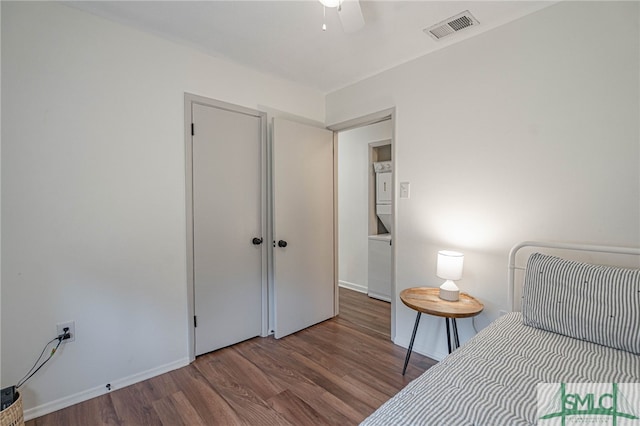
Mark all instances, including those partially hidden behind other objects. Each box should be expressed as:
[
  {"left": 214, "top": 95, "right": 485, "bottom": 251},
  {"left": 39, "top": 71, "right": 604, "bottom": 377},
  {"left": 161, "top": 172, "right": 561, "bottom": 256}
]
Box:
[{"left": 508, "top": 241, "right": 640, "bottom": 311}]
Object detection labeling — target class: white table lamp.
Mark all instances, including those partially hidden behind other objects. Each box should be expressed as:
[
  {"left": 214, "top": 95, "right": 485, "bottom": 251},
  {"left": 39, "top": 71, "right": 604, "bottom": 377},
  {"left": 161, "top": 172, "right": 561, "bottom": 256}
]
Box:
[
  {"left": 437, "top": 250, "right": 464, "bottom": 301},
  {"left": 319, "top": 0, "right": 342, "bottom": 7}
]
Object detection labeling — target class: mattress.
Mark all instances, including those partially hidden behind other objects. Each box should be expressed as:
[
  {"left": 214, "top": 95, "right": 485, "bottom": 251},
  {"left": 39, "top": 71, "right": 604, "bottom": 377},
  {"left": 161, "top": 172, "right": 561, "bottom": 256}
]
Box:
[{"left": 361, "top": 312, "right": 640, "bottom": 426}]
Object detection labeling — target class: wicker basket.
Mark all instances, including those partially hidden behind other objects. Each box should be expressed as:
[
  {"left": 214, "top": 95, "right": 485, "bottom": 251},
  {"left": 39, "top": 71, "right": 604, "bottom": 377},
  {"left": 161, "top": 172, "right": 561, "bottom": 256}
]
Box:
[{"left": 0, "top": 392, "right": 24, "bottom": 426}]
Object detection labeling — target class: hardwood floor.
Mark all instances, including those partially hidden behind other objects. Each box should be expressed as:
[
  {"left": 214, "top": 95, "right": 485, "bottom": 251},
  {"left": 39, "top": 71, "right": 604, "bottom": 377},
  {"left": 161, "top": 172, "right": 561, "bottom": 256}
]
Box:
[
  {"left": 27, "top": 288, "right": 436, "bottom": 425},
  {"left": 337, "top": 287, "right": 391, "bottom": 338}
]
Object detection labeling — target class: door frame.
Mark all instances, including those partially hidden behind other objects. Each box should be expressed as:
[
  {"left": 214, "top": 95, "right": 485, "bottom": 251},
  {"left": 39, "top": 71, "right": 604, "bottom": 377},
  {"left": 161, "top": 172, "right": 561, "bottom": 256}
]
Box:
[
  {"left": 184, "top": 93, "right": 268, "bottom": 362},
  {"left": 328, "top": 107, "right": 396, "bottom": 341}
]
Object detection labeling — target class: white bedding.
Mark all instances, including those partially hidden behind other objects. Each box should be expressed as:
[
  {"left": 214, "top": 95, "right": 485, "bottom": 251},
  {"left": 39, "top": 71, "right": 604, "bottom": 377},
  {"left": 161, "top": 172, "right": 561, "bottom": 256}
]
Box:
[{"left": 361, "top": 312, "right": 640, "bottom": 426}]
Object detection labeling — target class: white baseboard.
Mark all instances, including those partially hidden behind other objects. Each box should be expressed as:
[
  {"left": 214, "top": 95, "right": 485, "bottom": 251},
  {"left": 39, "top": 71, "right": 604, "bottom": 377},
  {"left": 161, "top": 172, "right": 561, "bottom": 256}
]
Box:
[
  {"left": 393, "top": 336, "right": 447, "bottom": 364},
  {"left": 367, "top": 291, "right": 391, "bottom": 302},
  {"left": 24, "top": 357, "right": 190, "bottom": 421},
  {"left": 338, "top": 280, "right": 367, "bottom": 294}
]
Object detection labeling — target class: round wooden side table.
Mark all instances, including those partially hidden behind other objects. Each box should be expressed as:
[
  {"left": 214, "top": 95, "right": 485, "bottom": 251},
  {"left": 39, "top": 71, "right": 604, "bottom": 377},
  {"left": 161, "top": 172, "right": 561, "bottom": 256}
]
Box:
[{"left": 400, "top": 287, "right": 483, "bottom": 375}]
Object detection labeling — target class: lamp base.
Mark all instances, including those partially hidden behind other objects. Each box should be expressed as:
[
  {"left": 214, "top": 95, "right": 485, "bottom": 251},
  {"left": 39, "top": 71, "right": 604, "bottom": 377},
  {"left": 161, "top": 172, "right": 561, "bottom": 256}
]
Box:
[{"left": 439, "top": 288, "right": 459, "bottom": 302}]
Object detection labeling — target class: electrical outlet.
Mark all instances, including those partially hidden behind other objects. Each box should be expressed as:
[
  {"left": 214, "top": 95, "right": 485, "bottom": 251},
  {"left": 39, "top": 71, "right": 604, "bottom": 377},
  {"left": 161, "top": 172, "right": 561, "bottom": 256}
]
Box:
[{"left": 56, "top": 321, "right": 75, "bottom": 342}]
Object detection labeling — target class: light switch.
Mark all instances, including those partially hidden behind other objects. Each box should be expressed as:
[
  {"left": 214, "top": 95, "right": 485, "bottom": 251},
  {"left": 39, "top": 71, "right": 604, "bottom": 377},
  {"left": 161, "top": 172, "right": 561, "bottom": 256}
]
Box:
[{"left": 400, "top": 182, "right": 410, "bottom": 199}]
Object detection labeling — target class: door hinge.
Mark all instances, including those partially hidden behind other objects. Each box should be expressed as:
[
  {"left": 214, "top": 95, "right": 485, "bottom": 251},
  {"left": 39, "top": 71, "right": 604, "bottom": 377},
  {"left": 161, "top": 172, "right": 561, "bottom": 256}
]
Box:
[
  {"left": 194, "top": 315, "right": 197, "bottom": 327},
  {"left": 191, "top": 123, "right": 195, "bottom": 136}
]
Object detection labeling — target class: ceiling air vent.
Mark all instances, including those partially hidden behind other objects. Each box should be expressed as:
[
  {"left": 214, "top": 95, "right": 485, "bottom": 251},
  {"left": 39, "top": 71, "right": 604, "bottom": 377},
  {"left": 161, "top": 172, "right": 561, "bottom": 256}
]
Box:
[{"left": 424, "top": 10, "right": 479, "bottom": 41}]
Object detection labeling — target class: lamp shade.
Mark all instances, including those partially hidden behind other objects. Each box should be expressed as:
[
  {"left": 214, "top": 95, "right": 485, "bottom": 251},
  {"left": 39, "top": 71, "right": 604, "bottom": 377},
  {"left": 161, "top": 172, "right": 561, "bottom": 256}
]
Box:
[
  {"left": 319, "top": 0, "right": 341, "bottom": 7},
  {"left": 437, "top": 250, "right": 464, "bottom": 281}
]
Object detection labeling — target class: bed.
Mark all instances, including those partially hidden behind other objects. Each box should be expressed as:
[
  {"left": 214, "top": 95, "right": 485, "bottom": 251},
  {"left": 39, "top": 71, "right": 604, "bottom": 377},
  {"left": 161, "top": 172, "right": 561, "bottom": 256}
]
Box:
[{"left": 362, "top": 241, "right": 640, "bottom": 426}]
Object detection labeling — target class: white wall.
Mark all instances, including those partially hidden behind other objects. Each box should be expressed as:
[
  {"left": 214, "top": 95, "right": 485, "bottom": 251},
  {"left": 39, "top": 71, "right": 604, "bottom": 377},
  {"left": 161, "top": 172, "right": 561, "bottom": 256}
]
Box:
[
  {"left": 1, "top": 1, "right": 324, "bottom": 417},
  {"left": 338, "top": 120, "right": 392, "bottom": 293},
  {"left": 327, "top": 1, "right": 640, "bottom": 361}
]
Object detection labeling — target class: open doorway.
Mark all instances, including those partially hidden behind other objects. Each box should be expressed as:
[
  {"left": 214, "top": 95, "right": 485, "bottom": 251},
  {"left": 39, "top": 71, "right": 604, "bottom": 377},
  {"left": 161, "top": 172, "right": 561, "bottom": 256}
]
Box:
[{"left": 333, "top": 114, "right": 394, "bottom": 339}]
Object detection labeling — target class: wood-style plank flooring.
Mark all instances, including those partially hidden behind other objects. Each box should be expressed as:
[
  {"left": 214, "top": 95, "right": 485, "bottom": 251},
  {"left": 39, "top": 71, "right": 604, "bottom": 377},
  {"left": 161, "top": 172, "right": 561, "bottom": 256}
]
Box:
[{"left": 27, "top": 288, "right": 436, "bottom": 425}]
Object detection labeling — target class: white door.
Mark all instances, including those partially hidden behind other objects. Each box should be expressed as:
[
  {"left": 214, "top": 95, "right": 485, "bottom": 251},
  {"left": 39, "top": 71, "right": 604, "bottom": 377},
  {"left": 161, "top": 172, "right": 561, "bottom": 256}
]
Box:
[
  {"left": 192, "top": 103, "right": 263, "bottom": 356},
  {"left": 272, "top": 118, "right": 335, "bottom": 339}
]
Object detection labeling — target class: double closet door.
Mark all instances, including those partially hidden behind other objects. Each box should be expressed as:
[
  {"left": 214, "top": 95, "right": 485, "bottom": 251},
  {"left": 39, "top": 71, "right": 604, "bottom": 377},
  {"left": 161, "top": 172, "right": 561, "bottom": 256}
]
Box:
[{"left": 188, "top": 96, "right": 334, "bottom": 356}]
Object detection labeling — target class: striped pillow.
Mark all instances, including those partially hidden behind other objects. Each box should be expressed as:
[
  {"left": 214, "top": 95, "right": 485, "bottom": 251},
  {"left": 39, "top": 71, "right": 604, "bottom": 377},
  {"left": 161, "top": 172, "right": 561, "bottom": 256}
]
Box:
[{"left": 522, "top": 252, "right": 640, "bottom": 354}]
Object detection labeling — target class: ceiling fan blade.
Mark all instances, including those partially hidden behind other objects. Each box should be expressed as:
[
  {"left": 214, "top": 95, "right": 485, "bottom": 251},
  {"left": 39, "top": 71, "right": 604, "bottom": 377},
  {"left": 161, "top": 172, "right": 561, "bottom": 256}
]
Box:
[{"left": 338, "top": 0, "right": 365, "bottom": 33}]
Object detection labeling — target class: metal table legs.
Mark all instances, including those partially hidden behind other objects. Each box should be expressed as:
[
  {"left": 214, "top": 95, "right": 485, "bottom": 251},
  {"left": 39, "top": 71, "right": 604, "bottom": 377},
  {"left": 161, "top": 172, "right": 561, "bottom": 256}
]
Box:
[
  {"left": 402, "top": 312, "right": 421, "bottom": 375},
  {"left": 445, "top": 317, "right": 460, "bottom": 354},
  {"left": 402, "top": 314, "right": 460, "bottom": 376}
]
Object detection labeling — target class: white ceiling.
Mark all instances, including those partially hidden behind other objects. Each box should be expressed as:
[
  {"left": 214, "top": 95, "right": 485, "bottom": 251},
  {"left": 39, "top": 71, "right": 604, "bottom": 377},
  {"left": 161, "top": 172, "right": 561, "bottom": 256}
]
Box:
[{"left": 65, "top": 1, "right": 555, "bottom": 93}]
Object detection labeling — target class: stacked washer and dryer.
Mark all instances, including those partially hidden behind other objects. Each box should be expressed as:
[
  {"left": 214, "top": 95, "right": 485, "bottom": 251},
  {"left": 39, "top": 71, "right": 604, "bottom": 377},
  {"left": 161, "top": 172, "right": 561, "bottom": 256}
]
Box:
[{"left": 368, "top": 161, "right": 392, "bottom": 302}]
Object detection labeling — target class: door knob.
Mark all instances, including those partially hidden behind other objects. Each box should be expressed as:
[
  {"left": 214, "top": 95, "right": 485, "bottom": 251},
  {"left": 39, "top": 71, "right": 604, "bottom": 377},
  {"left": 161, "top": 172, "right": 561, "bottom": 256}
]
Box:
[
  {"left": 252, "top": 237, "right": 263, "bottom": 245},
  {"left": 277, "top": 240, "right": 288, "bottom": 248}
]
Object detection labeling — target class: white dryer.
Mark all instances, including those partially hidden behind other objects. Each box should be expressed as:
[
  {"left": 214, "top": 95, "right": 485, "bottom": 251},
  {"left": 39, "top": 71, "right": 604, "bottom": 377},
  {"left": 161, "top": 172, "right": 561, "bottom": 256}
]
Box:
[{"left": 373, "top": 161, "right": 392, "bottom": 233}]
